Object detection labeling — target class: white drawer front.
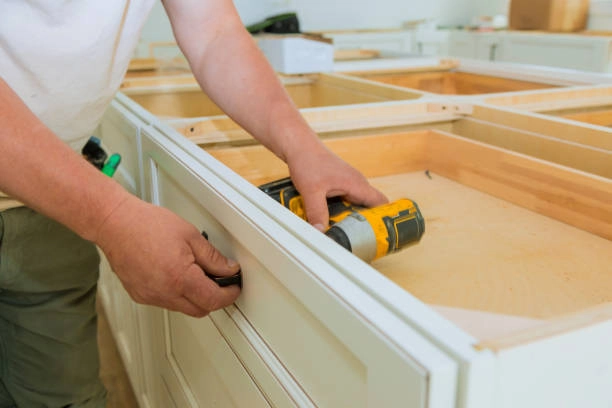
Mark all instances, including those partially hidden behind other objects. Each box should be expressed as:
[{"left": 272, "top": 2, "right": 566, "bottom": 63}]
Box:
[
  {"left": 99, "top": 100, "right": 143, "bottom": 197},
  {"left": 140, "top": 125, "right": 458, "bottom": 407}
]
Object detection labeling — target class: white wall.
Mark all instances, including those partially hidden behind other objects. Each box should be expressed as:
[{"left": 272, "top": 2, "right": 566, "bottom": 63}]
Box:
[
  {"left": 234, "top": 0, "right": 509, "bottom": 30},
  {"left": 136, "top": 0, "right": 507, "bottom": 57}
]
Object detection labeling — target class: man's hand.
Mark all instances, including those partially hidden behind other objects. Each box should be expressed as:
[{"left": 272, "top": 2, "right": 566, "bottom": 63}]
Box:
[
  {"left": 286, "top": 139, "right": 388, "bottom": 231},
  {"left": 95, "top": 195, "right": 241, "bottom": 317}
]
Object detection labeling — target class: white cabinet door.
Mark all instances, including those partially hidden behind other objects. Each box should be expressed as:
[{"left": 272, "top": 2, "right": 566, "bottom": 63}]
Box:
[
  {"left": 499, "top": 33, "right": 611, "bottom": 72},
  {"left": 474, "top": 34, "right": 503, "bottom": 62},
  {"left": 138, "top": 124, "right": 459, "bottom": 407},
  {"left": 96, "top": 101, "right": 151, "bottom": 404},
  {"left": 448, "top": 32, "right": 476, "bottom": 58},
  {"left": 415, "top": 30, "right": 451, "bottom": 56}
]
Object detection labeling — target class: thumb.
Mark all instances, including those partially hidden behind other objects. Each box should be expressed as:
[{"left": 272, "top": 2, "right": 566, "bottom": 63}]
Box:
[
  {"left": 192, "top": 232, "right": 241, "bottom": 278},
  {"left": 301, "top": 191, "right": 330, "bottom": 231}
]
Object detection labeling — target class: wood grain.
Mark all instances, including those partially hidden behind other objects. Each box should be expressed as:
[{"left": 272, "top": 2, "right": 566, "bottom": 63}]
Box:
[
  {"left": 370, "top": 171, "right": 612, "bottom": 319},
  {"left": 451, "top": 117, "right": 612, "bottom": 177},
  {"left": 472, "top": 104, "right": 612, "bottom": 151},
  {"left": 208, "top": 129, "right": 612, "bottom": 321},
  {"left": 349, "top": 71, "right": 555, "bottom": 95},
  {"left": 123, "top": 73, "right": 420, "bottom": 119}
]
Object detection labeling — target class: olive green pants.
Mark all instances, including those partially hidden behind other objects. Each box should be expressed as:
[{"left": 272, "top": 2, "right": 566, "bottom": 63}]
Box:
[{"left": 0, "top": 207, "right": 107, "bottom": 407}]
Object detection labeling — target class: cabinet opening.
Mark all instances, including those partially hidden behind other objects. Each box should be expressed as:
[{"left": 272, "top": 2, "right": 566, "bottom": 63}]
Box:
[
  {"left": 483, "top": 87, "right": 612, "bottom": 129},
  {"left": 541, "top": 105, "right": 612, "bottom": 128},
  {"left": 203, "top": 129, "right": 612, "bottom": 344},
  {"left": 121, "top": 73, "right": 421, "bottom": 119},
  {"left": 343, "top": 70, "right": 560, "bottom": 95}
]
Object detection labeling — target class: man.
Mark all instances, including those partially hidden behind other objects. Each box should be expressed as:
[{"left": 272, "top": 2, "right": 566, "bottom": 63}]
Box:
[{"left": 0, "top": 0, "right": 387, "bottom": 406}]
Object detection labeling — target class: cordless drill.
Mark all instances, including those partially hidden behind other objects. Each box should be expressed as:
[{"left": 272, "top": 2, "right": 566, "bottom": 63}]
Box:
[{"left": 259, "top": 177, "right": 425, "bottom": 262}]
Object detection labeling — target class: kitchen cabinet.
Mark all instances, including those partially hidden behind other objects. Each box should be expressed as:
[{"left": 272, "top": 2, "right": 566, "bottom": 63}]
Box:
[
  {"left": 414, "top": 30, "right": 451, "bottom": 57},
  {"left": 448, "top": 32, "right": 503, "bottom": 62},
  {"left": 98, "top": 72, "right": 612, "bottom": 405},
  {"left": 498, "top": 31, "right": 612, "bottom": 73},
  {"left": 443, "top": 30, "right": 612, "bottom": 73},
  {"left": 481, "top": 85, "right": 612, "bottom": 133},
  {"left": 120, "top": 73, "right": 423, "bottom": 120}
]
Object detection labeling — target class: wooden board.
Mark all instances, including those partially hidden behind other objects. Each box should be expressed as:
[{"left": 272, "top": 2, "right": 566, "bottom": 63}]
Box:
[
  {"left": 471, "top": 104, "right": 612, "bottom": 151},
  {"left": 483, "top": 86, "right": 612, "bottom": 110},
  {"left": 334, "top": 49, "right": 380, "bottom": 61},
  {"left": 205, "top": 130, "right": 612, "bottom": 324},
  {"left": 545, "top": 106, "right": 612, "bottom": 127},
  {"left": 122, "top": 73, "right": 421, "bottom": 119},
  {"left": 450, "top": 117, "right": 612, "bottom": 177},
  {"left": 371, "top": 171, "right": 611, "bottom": 319},
  {"left": 177, "top": 102, "right": 458, "bottom": 146},
  {"left": 347, "top": 71, "right": 557, "bottom": 95}
]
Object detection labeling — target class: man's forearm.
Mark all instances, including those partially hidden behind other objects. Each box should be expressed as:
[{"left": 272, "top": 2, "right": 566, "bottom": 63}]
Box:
[
  {"left": 163, "top": 0, "right": 324, "bottom": 163},
  {"left": 0, "top": 78, "right": 130, "bottom": 242}
]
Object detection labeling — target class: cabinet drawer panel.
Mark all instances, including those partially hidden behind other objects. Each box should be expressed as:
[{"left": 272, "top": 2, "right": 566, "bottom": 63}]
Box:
[
  {"left": 166, "top": 312, "right": 271, "bottom": 408},
  {"left": 140, "top": 125, "right": 458, "bottom": 408},
  {"left": 99, "top": 101, "right": 143, "bottom": 197}
]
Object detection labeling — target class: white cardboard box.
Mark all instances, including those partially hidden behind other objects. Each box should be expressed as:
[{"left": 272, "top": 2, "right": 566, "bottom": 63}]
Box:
[{"left": 256, "top": 34, "right": 334, "bottom": 74}]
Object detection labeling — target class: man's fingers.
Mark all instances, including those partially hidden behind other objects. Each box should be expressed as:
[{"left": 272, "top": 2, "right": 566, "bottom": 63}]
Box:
[
  {"left": 182, "top": 264, "right": 241, "bottom": 312},
  {"left": 166, "top": 296, "right": 209, "bottom": 318},
  {"left": 301, "top": 190, "right": 330, "bottom": 231},
  {"left": 192, "top": 232, "right": 241, "bottom": 277},
  {"left": 344, "top": 184, "right": 388, "bottom": 208}
]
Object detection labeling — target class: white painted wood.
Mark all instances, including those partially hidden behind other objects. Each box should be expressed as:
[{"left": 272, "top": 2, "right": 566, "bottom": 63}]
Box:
[
  {"left": 414, "top": 30, "right": 451, "bottom": 56},
  {"left": 491, "top": 319, "right": 612, "bottom": 408},
  {"left": 409, "top": 29, "right": 612, "bottom": 73},
  {"left": 140, "top": 123, "right": 460, "bottom": 407},
  {"left": 448, "top": 31, "right": 477, "bottom": 59},
  {"left": 96, "top": 103, "right": 151, "bottom": 405},
  {"left": 107, "top": 63, "right": 612, "bottom": 408},
  {"left": 498, "top": 32, "right": 612, "bottom": 73}
]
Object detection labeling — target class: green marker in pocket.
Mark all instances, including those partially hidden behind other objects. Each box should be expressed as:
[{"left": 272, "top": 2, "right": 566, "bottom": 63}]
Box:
[{"left": 102, "top": 153, "right": 121, "bottom": 177}]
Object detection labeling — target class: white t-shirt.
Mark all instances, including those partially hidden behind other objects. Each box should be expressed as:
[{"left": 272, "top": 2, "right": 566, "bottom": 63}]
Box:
[{"left": 0, "top": 0, "right": 156, "bottom": 210}]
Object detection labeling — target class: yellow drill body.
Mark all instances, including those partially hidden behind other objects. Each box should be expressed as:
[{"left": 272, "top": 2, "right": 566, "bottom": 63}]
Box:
[{"left": 261, "top": 177, "right": 425, "bottom": 262}]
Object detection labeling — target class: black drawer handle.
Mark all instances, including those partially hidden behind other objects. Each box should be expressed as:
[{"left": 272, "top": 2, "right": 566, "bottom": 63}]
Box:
[{"left": 201, "top": 231, "right": 242, "bottom": 288}]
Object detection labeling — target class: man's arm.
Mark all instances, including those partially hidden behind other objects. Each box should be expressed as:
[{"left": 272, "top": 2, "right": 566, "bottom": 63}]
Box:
[
  {"left": 162, "top": 0, "right": 388, "bottom": 229},
  {"left": 0, "top": 78, "right": 239, "bottom": 317}
]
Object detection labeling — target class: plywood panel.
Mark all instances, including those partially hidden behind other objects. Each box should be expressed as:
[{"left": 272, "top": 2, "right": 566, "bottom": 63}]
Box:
[
  {"left": 350, "top": 71, "right": 556, "bottom": 95},
  {"left": 206, "top": 130, "right": 612, "bottom": 322},
  {"left": 124, "top": 74, "right": 421, "bottom": 119},
  {"left": 549, "top": 106, "right": 612, "bottom": 127},
  {"left": 451, "top": 117, "right": 612, "bottom": 178},
  {"left": 370, "top": 171, "right": 612, "bottom": 319}
]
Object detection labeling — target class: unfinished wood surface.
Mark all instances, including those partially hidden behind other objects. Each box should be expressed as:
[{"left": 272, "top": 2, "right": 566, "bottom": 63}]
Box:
[
  {"left": 483, "top": 86, "right": 612, "bottom": 108},
  {"left": 180, "top": 102, "right": 457, "bottom": 146},
  {"left": 127, "top": 57, "right": 159, "bottom": 72},
  {"left": 472, "top": 105, "right": 612, "bottom": 151},
  {"left": 120, "top": 74, "right": 197, "bottom": 90},
  {"left": 206, "top": 130, "right": 430, "bottom": 187},
  {"left": 348, "top": 71, "right": 556, "bottom": 95},
  {"left": 432, "top": 306, "right": 544, "bottom": 340},
  {"left": 334, "top": 49, "right": 380, "bottom": 61},
  {"left": 336, "top": 59, "right": 460, "bottom": 77},
  {"left": 476, "top": 303, "right": 612, "bottom": 351},
  {"left": 451, "top": 117, "right": 612, "bottom": 178},
  {"left": 208, "top": 131, "right": 612, "bottom": 319},
  {"left": 207, "top": 129, "right": 612, "bottom": 241},
  {"left": 369, "top": 171, "right": 612, "bottom": 319},
  {"left": 124, "top": 74, "right": 420, "bottom": 118},
  {"left": 549, "top": 106, "right": 612, "bottom": 127}
]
